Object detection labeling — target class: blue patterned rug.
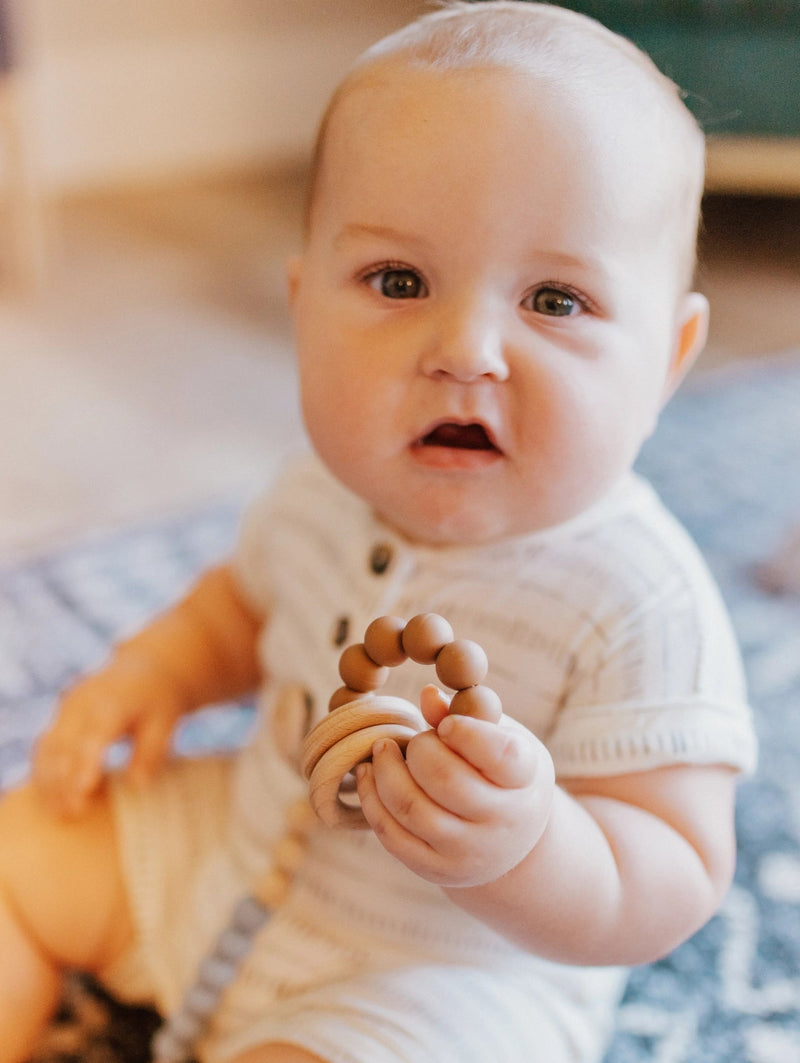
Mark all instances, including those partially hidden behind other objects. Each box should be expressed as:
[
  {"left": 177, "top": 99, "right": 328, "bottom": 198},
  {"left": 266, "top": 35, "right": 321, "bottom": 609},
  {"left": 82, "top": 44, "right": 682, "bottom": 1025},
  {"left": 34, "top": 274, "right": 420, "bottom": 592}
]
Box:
[{"left": 3, "top": 353, "right": 800, "bottom": 1063}]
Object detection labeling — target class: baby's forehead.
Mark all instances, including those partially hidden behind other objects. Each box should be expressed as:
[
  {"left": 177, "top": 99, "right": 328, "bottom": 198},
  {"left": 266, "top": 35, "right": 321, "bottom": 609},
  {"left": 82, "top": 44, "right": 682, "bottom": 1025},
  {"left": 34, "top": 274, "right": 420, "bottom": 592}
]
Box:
[
  {"left": 308, "top": 38, "right": 703, "bottom": 286},
  {"left": 323, "top": 59, "right": 687, "bottom": 198}
]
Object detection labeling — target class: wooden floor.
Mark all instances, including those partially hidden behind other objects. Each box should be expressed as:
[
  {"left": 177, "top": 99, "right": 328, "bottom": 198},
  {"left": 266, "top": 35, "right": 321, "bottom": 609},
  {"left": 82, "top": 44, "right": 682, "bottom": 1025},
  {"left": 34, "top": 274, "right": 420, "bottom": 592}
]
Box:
[{"left": 0, "top": 173, "right": 799, "bottom": 560}]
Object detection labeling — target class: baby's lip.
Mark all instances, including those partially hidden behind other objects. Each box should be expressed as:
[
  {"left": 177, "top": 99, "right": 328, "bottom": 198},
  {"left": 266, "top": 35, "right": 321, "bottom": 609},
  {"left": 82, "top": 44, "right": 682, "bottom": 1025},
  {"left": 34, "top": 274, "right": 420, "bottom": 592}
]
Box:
[{"left": 412, "top": 419, "right": 504, "bottom": 457}]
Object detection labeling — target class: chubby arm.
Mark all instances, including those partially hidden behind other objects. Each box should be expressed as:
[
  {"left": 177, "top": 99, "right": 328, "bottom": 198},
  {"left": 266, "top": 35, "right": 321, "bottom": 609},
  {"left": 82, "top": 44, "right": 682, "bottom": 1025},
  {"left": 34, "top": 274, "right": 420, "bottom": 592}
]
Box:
[
  {"left": 357, "top": 700, "right": 737, "bottom": 967},
  {"left": 34, "top": 563, "right": 263, "bottom": 815},
  {"left": 448, "top": 757, "right": 736, "bottom": 966}
]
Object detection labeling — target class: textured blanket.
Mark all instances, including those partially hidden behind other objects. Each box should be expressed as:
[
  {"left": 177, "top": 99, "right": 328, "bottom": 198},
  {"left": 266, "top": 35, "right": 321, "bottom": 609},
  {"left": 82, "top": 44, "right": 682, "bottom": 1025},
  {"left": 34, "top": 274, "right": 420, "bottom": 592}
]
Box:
[{"left": 3, "top": 354, "right": 800, "bottom": 1063}]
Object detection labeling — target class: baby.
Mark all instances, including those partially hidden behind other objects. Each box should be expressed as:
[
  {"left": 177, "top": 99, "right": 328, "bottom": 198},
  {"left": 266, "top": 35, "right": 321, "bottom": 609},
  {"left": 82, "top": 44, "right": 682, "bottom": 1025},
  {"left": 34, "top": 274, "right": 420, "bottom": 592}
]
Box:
[{"left": 0, "top": 3, "right": 757, "bottom": 1062}]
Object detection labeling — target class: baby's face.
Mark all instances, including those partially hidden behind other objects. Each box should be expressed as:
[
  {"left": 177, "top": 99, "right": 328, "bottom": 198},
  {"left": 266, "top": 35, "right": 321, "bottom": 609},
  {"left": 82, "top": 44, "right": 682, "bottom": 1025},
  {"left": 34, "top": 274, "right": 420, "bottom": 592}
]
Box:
[{"left": 289, "top": 65, "right": 707, "bottom": 545}]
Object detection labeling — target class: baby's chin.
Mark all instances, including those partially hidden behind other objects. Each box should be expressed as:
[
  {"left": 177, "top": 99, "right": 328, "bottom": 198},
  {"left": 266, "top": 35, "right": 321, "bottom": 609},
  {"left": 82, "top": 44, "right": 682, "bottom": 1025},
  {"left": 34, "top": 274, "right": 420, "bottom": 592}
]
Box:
[
  {"left": 371, "top": 494, "right": 529, "bottom": 548},
  {"left": 369, "top": 471, "right": 612, "bottom": 547},
  {"left": 317, "top": 449, "right": 545, "bottom": 546}
]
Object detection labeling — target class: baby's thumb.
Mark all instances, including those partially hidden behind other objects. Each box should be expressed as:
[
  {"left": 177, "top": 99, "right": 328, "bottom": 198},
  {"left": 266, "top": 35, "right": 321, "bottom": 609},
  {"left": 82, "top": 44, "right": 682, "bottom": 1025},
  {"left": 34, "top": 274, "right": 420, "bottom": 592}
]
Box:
[{"left": 420, "top": 683, "right": 451, "bottom": 728}]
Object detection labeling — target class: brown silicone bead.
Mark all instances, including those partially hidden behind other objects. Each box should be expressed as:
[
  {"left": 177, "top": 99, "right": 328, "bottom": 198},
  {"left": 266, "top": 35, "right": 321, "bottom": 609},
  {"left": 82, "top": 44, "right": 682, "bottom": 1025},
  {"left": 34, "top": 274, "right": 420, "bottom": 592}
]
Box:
[
  {"left": 364, "top": 615, "right": 408, "bottom": 667},
  {"left": 449, "top": 684, "right": 503, "bottom": 722},
  {"left": 328, "top": 685, "right": 368, "bottom": 712},
  {"left": 435, "top": 638, "right": 489, "bottom": 690},
  {"left": 402, "top": 613, "right": 455, "bottom": 664},
  {"left": 338, "top": 644, "right": 390, "bottom": 692}
]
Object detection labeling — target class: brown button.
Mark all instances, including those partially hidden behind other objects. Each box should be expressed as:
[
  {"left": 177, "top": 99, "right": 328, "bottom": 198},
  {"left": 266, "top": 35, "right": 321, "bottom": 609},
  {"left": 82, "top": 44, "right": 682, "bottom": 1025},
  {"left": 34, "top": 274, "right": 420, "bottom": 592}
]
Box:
[
  {"left": 370, "top": 543, "right": 393, "bottom": 575},
  {"left": 333, "top": 615, "right": 350, "bottom": 647}
]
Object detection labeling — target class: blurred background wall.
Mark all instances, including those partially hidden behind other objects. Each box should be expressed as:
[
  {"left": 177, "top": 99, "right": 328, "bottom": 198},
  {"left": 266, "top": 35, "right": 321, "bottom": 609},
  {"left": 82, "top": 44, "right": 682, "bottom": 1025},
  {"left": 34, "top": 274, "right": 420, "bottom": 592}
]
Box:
[{"left": 7, "top": 0, "right": 427, "bottom": 195}]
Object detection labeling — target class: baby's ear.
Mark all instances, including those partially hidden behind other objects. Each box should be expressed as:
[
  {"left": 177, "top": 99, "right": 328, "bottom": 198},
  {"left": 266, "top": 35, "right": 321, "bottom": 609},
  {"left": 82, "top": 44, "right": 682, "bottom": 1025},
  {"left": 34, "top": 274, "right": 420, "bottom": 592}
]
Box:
[
  {"left": 286, "top": 254, "right": 304, "bottom": 307},
  {"left": 662, "top": 292, "right": 709, "bottom": 403}
]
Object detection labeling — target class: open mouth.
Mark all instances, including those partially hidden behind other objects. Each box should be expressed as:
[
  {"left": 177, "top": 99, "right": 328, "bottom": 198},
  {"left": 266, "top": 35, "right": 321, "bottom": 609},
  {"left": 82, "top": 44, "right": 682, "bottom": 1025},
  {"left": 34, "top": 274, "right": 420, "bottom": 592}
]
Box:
[{"left": 419, "top": 422, "right": 501, "bottom": 453}]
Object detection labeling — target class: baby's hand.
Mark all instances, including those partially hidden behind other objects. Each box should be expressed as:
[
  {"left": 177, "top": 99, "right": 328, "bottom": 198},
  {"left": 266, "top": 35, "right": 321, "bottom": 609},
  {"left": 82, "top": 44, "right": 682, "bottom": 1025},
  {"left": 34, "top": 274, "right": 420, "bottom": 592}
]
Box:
[
  {"left": 356, "top": 707, "right": 554, "bottom": 888},
  {"left": 33, "top": 657, "right": 188, "bottom": 817}
]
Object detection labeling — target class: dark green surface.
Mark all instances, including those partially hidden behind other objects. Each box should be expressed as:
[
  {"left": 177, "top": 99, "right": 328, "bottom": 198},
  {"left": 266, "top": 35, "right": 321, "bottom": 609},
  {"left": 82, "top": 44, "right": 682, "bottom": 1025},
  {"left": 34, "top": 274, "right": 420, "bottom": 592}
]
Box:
[
  {"left": 559, "top": 1, "right": 800, "bottom": 28},
  {"left": 552, "top": 1, "right": 800, "bottom": 135}
]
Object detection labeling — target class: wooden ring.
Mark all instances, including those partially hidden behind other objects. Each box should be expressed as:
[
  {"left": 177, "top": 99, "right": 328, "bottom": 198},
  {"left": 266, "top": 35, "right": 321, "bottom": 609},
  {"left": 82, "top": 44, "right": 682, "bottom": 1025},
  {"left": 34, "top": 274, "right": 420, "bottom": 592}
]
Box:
[
  {"left": 306, "top": 712, "right": 422, "bottom": 829},
  {"left": 300, "top": 695, "right": 426, "bottom": 783}
]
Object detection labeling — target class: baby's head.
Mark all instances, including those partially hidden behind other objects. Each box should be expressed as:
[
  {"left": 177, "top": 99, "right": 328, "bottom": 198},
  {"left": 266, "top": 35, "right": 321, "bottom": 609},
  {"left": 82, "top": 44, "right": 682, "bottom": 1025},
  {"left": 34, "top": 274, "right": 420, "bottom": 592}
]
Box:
[
  {"left": 307, "top": 0, "right": 705, "bottom": 288},
  {"left": 289, "top": 1, "right": 710, "bottom": 545}
]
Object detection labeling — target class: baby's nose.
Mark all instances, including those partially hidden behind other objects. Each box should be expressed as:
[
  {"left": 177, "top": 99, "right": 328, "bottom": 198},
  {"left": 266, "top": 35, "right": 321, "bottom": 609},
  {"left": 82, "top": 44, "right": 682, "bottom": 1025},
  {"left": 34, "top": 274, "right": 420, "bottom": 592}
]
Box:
[{"left": 420, "top": 301, "right": 510, "bottom": 383}]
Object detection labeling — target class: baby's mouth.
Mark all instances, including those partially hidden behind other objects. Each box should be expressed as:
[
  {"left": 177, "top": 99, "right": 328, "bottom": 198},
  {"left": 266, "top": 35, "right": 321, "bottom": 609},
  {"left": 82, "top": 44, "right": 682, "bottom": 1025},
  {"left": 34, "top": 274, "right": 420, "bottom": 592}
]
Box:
[
  {"left": 420, "top": 422, "right": 500, "bottom": 451},
  {"left": 412, "top": 421, "right": 503, "bottom": 466},
  {"left": 419, "top": 421, "right": 501, "bottom": 452}
]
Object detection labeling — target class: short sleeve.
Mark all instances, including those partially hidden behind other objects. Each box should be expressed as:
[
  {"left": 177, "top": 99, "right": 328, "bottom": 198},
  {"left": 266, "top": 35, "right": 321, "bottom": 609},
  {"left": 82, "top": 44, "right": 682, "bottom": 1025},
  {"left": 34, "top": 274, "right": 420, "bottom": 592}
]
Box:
[
  {"left": 231, "top": 489, "right": 277, "bottom": 618},
  {"left": 546, "top": 530, "right": 757, "bottom": 779}
]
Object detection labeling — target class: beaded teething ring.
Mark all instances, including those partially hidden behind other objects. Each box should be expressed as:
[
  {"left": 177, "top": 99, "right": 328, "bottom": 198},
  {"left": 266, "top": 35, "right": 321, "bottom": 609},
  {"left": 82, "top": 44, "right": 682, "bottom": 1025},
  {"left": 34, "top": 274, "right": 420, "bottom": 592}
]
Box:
[{"left": 301, "top": 613, "right": 502, "bottom": 829}]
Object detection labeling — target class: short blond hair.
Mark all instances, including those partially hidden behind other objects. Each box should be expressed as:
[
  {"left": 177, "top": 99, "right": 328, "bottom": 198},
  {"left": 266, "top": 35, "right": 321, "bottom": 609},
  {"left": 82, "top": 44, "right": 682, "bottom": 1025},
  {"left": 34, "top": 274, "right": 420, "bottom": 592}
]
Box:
[{"left": 305, "top": 1, "right": 706, "bottom": 286}]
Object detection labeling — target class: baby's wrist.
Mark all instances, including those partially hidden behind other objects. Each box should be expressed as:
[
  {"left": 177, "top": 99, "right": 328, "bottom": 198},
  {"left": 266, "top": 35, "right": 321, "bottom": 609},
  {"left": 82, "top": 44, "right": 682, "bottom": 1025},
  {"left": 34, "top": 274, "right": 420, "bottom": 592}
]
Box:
[{"left": 111, "top": 634, "right": 198, "bottom": 710}]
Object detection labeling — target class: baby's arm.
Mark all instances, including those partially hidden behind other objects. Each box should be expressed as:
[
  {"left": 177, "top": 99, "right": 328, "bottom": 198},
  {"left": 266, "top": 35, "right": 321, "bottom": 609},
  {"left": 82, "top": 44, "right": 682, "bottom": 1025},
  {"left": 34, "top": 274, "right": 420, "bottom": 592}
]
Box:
[
  {"left": 34, "top": 563, "right": 263, "bottom": 816},
  {"left": 358, "top": 705, "right": 737, "bottom": 967},
  {"left": 449, "top": 754, "right": 735, "bottom": 965}
]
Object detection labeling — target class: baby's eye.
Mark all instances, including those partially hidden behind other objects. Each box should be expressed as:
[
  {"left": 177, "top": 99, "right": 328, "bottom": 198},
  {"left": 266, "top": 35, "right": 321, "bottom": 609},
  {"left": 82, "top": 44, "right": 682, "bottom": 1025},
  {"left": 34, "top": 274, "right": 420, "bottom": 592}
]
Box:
[
  {"left": 523, "top": 286, "right": 582, "bottom": 317},
  {"left": 368, "top": 267, "right": 428, "bottom": 300}
]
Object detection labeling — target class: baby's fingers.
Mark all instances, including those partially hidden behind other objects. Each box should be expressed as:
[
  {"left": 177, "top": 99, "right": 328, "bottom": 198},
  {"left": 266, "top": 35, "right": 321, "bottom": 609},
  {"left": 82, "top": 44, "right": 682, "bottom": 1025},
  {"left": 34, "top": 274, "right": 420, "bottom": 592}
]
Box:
[
  {"left": 436, "top": 713, "right": 549, "bottom": 790},
  {"left": 33, "top": 678, "right": 127, "bottom": 813},
  {"left": 419, "top": 684, "right": 451, "bottom": 728},
  {"left": 33, "top": 723, "right": 107, "bottom": 816},
  {"left": 357, "top": 740, "right": 459, "bottom": 882}
]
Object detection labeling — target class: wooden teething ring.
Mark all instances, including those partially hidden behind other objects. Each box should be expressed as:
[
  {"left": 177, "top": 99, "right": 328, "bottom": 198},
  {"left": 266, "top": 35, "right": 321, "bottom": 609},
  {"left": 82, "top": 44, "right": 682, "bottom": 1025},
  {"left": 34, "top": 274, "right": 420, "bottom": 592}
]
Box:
[{"left": 301, "top": 613, "right": 502, "bottom": 829}]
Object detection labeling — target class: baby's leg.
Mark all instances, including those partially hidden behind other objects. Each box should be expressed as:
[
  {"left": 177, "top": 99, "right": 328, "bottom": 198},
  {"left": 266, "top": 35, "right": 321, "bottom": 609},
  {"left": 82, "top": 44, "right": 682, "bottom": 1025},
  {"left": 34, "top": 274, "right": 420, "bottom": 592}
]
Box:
[{"left": 0, "top": 782, "right": 134, "bottom": 1063}]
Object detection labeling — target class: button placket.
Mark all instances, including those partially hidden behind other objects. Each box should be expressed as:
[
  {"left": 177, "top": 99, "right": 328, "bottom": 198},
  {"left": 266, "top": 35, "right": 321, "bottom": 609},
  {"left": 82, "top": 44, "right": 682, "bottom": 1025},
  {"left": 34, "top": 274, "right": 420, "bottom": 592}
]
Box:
[{"left": 324, "top": 540, "right": 414, "bottom": 689}]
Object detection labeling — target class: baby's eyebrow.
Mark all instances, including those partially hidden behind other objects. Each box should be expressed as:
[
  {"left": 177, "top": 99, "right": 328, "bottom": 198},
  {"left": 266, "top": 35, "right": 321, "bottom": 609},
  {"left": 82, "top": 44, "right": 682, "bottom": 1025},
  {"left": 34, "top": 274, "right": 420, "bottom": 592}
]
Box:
[
  {"left": 338, "top": 225, "right": 599, "bottom": 271},
  {"left": 521, "top": 248, "right": 603, "bottom": 274},
  {"left": 335, "top": 222, "right": 431, "bottom": 251}
]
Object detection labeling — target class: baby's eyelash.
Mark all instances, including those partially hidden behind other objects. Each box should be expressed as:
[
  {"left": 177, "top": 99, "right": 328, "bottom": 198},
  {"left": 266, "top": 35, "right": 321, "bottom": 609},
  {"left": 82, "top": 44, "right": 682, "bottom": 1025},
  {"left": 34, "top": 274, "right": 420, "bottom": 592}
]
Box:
[
  {"left": 359, "top": 260, "right": 419, "bottom": 281},
  {"left": 359, "top": 261, "right": 429, "bottom": 300},
  {"left": 522, "top": 281, "right": 597, "bottom": 317}
]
